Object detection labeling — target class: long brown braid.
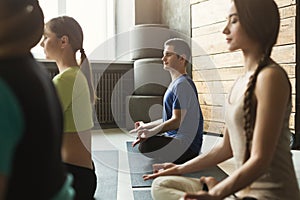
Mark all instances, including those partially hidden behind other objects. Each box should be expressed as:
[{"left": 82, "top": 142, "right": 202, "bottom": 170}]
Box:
[
  {"left": 242, "top": 51, "right": 270, "bottom": 162},
  {"left": 233, "top": 0, "right": 280, "bottom": 162}
]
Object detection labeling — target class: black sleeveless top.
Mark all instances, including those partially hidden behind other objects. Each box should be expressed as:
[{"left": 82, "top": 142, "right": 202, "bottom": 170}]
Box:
[{"left": 0, "top": 54, "right": 66, "bottom": 199}]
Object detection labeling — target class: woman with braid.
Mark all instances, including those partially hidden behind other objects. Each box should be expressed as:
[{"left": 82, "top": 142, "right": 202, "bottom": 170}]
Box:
[
  {"left": 41, "top": 16, "right": 97, "bottom": 199},
  {"left": 142, "top": 0, "right": 300, "bottom": 199}
]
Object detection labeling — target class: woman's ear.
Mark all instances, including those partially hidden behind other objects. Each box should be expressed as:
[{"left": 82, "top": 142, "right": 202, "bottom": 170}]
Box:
[{"left": 60, "top": 35, "right": 69, "bottom": 48}]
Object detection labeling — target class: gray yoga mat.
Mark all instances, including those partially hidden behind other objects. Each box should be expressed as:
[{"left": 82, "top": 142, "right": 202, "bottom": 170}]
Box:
[
  {"left": 126, "top": 141, "right": 155, "bottom": 188},
  {"left": 93, "top": 150, "right": 119, "bottom": 200},
  {"left": 126, "top": 141, "right": 228, "bottom": 188},
  {"left": 133, "top": 190, "right": 152, "bottom": 200}
]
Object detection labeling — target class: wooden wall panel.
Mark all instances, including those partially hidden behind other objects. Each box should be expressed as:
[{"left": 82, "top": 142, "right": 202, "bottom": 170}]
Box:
[
  {"left": 192, "top": 17, "right": 295, "bottom": 56},
  {"left": 190, "top": 0, "right": 206, "bottom": 5},
  {"left": 275, "top": 0, "right": 296, "bottom": 7},
  {"left": 277, "top": 17, "right": 295, "bottom": 45},
  {"left": 190, "top": 0, "right": 296, "bottom": 7},
  {"left": 198, "top": 93, "right": 227, "bottom": 106},
  {"left": 191, "top": 0, "right": 296, "bottom": 134},
  {"left": 195, "top": 80, "right": 234, "bottom": 94},
  {"left": 193, "top": 51, "right": 243, "bottom": 69},
  {"left": 204, "top": 121, "right": 225, "bottom": 134},
  {"left": 191, "top": 0, "right": 227, "bottom": 28},
  {"left": 193, "top": 67, "right": 244, "bottom": 81},
  {"left": 280, "top": 4, "right": 296, "bottom": 19}
]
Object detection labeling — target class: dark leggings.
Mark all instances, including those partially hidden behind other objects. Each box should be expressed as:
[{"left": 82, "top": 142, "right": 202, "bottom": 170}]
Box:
[
  {"left": 138, "top": 135, "right": 198, "bottom": 164},
  {"left": 64, "top": 162, "right": 97, "bottom": 200}
]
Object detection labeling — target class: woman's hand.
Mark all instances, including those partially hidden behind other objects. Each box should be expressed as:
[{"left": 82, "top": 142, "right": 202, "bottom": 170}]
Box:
[
  {"left": 199, "top": 176, "right": 219, "bottom": 190},
  {"left": 152, "top": 162, "right": 176, "bottom": 173},
  {"left": 182, "top": 176, "right": 220, "bottom": 200},
  {"left": 142, "top": 172, "right": 160, "bottom": 180},
  {"left": 143, "top": 163, "right": 179, "bottom": 180},
  {"left": 182, "top": 191, "right": 219, "bottom": 200}
]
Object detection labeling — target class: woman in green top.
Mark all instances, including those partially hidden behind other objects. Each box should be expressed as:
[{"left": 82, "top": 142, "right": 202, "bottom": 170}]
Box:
[{"left": 41, "top": 16, "right": 97, "bottom": 200}]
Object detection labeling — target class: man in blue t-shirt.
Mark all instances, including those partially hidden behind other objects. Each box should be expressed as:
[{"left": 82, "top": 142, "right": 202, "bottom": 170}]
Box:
[{"left": 130, "top": 38, "right": 203, "bottom": 164}]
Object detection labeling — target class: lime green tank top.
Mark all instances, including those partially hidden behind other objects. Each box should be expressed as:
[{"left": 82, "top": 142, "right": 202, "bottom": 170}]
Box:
[{"left": 52, "top": 67, "right": 93, "bottom": 132}]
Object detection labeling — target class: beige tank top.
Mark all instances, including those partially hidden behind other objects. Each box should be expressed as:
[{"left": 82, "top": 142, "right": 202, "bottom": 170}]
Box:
[{"left": 225, "top": 75, "right": 300, "bottom": 200}]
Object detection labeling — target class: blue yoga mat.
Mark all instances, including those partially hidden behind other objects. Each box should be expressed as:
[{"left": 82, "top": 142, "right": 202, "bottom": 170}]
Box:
[
  {"left": 126, "top": 141, "right": 228, "bottom": 188},
  {"left": 93, "top": 150, "right": 119, "bottom": 200}
]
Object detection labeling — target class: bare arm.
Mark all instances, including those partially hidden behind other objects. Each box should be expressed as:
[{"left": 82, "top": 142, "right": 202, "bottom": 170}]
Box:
[
  {"left": 139, "top": 119, "right": 163, "bottom": 129},
  {"left": 150, "top": 108, "right": 186, "bottom": 135},
  {"left": 143, "top": 128, "right": 233, "bottom": 180},
  {"left": 129, "top": 119, "right": 163, "bottom": 133},
  {"left": 207, "top": 67, "right": 290, "bottom": 199}
]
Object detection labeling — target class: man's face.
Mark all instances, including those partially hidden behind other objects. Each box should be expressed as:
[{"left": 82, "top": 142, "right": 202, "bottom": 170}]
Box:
[{"left": 162, "top": 45, "right": 183, "bottom": 72}]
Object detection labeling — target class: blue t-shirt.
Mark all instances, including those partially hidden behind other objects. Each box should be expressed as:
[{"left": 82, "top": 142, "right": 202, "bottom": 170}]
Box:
[{"left": 163, "top": 74, "right": 203, "bottom": 153}]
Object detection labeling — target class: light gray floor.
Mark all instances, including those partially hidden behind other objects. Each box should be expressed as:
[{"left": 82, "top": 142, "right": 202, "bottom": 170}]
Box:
[
  {"left": 91, "top": 128, "right": 232, "bottom": 200},
  {"left": 92, "top": 128, "right": 300, "bottom": 200}
]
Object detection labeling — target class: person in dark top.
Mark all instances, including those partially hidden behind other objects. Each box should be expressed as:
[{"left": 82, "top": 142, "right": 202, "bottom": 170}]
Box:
[{"left": 0, "top": 0, "right": 74, "bottom": 199}]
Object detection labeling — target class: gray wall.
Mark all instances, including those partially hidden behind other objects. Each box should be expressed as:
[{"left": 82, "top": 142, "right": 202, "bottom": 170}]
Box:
[
  {"left": 161, "top": 0, "right": 191, "bottom": 38},
  {"left": 116, "top": 0, "right": 134, "bottom": 34},
  {"left": 161, "top": 0, "right": 192, "bottom": 76},
  {"left": 114, "top": 0, "right": 190, "bottom": 61},
  {"left": 135, "top": 0, "right": 161, "bottom": 24},
  {"left": 115, "top": 0, "right": 134, "bottom": 60},
  {"left": 115, "top": 0, "right": 190, "bottom": 38}
]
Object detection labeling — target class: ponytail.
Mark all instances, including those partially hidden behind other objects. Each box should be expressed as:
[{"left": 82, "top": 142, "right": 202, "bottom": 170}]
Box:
[{"left": 79, "top": 48, "right": 97, "bottom": 104}]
